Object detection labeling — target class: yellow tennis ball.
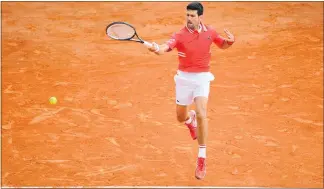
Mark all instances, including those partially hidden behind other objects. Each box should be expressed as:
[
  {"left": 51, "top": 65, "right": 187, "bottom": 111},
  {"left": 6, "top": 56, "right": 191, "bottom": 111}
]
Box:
[{"left": 49, "top": 96, "right": 57, "bottom": 105}]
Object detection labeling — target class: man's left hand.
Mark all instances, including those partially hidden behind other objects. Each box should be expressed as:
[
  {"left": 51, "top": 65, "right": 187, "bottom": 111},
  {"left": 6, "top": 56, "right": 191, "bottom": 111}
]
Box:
[{"left": 224, "top": 29, "right": 235, "bottom": 44}]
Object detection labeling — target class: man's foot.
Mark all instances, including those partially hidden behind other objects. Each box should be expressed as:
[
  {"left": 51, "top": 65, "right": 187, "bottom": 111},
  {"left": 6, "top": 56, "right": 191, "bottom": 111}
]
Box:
[
  {"left": 185, "top": 110, "right": 197, "bottom": 140},
  {"left": 195, "top": 157, "right": 206, "bottom": 180}
]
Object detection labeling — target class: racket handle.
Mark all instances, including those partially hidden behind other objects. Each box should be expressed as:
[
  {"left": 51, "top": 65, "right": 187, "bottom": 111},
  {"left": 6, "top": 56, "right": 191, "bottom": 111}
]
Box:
[{"left": 143, "top": 41, "right": 153, "bottom": 48}]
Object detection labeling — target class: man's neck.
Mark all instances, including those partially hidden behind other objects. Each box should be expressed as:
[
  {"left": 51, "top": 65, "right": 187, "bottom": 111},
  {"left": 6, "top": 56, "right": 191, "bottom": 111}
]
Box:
[
  {"left": 192, "top": 24, "right": 202, "bottom": 33},
  {"left": 186, "top": 22, "right": 203, "bottom": 33}
]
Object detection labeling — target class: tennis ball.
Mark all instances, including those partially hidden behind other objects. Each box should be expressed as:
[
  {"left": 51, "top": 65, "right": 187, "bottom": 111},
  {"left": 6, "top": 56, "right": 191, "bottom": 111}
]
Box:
[{"left": 49, "top": 96, "right": 57, "bottom": 105}]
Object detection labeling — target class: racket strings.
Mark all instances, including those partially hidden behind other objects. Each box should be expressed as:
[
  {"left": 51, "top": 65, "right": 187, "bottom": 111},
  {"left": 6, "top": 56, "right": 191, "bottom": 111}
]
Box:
[{"left": 107, "top": 24, "right": 135, "bottom": 40}]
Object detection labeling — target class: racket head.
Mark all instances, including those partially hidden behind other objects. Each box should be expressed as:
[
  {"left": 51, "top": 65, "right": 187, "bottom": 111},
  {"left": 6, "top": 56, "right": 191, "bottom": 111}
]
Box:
[{"left": 106, "top": 21, "right": 137, "bottom": 41}]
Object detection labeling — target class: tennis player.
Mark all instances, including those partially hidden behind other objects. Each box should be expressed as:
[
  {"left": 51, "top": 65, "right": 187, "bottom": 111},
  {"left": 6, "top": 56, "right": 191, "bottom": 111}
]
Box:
[{"left": 146, "top": 1, "right": 235, "bottom": 180}]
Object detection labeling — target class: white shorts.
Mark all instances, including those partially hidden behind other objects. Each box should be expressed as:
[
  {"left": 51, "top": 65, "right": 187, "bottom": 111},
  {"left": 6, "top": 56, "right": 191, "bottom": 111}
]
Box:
[{"left": 174, "top": 70, "right": 215, "bottom": 106}]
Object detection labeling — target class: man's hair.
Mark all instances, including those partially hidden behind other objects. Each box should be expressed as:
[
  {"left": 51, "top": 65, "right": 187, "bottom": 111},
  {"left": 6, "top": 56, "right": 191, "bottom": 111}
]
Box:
[{"left": 187, "top": 1, "right": 204, "bottom": 16}]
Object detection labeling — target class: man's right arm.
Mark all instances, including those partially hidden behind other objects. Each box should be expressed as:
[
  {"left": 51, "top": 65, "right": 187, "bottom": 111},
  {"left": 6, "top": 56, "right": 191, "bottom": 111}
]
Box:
[
  {"left": 148, "top": 43, "right": 171, "bottom": 55},
  {"left": 147, "top": 33, "right": 178, "bottom": 55}
]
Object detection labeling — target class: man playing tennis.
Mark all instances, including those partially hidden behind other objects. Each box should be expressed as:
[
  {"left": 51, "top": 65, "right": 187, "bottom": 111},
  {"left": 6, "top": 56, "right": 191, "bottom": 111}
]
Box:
[{"left": 146, "top": 1, "right": 235, "bottom": 180}]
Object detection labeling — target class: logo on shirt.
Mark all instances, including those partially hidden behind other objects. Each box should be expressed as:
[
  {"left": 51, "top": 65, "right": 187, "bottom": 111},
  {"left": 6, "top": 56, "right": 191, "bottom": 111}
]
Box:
[{"left": 207, "top": 35, "right": 211, "bottom": 40}]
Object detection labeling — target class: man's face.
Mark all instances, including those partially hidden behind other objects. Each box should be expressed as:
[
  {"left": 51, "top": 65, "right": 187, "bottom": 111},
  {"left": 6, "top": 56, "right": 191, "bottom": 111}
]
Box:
[{"left": 186, "top": 9, "right": 200, "bottom": 30}]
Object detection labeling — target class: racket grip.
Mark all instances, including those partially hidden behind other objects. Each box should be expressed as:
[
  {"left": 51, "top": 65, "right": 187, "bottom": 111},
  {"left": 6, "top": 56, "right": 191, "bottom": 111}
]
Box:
[{"left": 143, "top": 41, "right": 153, "bottom": 48}]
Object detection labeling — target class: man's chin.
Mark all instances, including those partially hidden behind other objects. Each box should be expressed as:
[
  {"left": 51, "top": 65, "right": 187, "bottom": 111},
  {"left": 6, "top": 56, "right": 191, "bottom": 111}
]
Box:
[{"left": 187, "top": 23, "right": 194, "bottom": 29}]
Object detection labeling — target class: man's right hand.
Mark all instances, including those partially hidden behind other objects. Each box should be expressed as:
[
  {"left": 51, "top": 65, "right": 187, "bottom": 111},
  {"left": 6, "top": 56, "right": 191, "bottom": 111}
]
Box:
[
  {"left": 148, "top": 42, "right": 160, "bottom": 52},
  {"left": 147, "top": 43, "right": 171, "bottom": 55}
]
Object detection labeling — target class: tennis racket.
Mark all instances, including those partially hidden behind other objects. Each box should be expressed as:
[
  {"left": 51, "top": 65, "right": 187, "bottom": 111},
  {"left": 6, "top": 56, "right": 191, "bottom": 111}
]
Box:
[{"left": 106, "top": 21, "right": 153, "bottom": 48}]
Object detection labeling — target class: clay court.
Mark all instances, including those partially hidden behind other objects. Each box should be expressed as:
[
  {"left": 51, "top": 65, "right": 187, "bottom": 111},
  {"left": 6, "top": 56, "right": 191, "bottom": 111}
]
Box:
[{"left": 1, "top": 1, "right": 323, "bottom": 188}]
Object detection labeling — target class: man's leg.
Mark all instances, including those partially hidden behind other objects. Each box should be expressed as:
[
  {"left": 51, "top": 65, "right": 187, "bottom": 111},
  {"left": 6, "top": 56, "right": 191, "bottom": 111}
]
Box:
[
  {"left": 176, "top": 104, "right": 198, "bottom": 140},
  {"left": 194, "top": 96, "right": 208, "bottom": 146},
  {"left": 194, "top": 96, "right": 208, "bottom": 180},
  {"left": 192, "top": 77, "right": 212, "bottom": 180},
  {"left": 174, "top": 74, "right": 197, "bottom": 140}
]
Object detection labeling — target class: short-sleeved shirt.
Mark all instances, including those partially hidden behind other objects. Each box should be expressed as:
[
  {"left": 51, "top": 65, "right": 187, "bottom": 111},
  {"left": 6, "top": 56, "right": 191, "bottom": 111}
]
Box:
[{"left": 166, "top": 23, "right": 224, "bottom": 72}]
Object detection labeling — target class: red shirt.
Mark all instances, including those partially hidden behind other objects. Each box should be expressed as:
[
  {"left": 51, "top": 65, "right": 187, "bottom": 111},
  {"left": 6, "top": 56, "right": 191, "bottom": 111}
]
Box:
[{"left": 166, "top": 23, "right": 225, "bottom": 72}]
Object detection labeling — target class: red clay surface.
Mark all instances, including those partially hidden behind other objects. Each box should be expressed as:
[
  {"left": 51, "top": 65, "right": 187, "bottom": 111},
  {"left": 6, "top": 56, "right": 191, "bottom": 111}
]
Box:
[{"left": 2, "top": 2, "right": 323, "bottom": 188}]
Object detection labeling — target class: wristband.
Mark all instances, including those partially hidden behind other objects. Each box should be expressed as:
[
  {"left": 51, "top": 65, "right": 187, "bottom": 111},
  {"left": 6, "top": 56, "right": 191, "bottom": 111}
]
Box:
[
  {"left": 227, "top": 40, "right": 234, "bottom": 45},
  {"left": 153, "top": 42, "right": 160, "bottom": 52}
]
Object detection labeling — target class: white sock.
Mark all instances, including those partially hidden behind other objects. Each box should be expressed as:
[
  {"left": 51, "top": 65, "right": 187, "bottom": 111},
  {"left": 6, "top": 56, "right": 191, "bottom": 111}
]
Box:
[
  {"left": 198, "top": 145, "right": 206, "bottom": 158},
  {"left": 185, "top": 116, "right": 192, "bottom": 124}
]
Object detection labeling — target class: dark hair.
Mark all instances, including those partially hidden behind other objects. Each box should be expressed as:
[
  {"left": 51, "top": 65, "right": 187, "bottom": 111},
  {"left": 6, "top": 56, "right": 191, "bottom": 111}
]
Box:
[{"left": 187, "top": 1, "right": 204, "bottom": 16}]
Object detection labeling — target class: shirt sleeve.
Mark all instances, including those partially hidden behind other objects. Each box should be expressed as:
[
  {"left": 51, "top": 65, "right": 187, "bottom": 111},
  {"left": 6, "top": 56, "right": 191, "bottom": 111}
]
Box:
[
  {"left": 212, "top": 29, "right": 225, "bottom": 48},
  {"left": 165, "top": 33, "right": 178, "bottom": 52}
]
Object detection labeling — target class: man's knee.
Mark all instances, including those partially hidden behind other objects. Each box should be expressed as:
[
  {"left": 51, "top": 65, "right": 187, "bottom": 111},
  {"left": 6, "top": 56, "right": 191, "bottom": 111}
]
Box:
[
  {"left": 196, "top": 109, "right": 207, "bottom": 120},
  {"left": 194, "top": 97, "right": 208, "bottom": 120},
  {"left": 177, "top": 114, "right": 187, "bottom": 122},
  {"left": 176, "top": 104, "right": 189, "bottom": 122}
]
